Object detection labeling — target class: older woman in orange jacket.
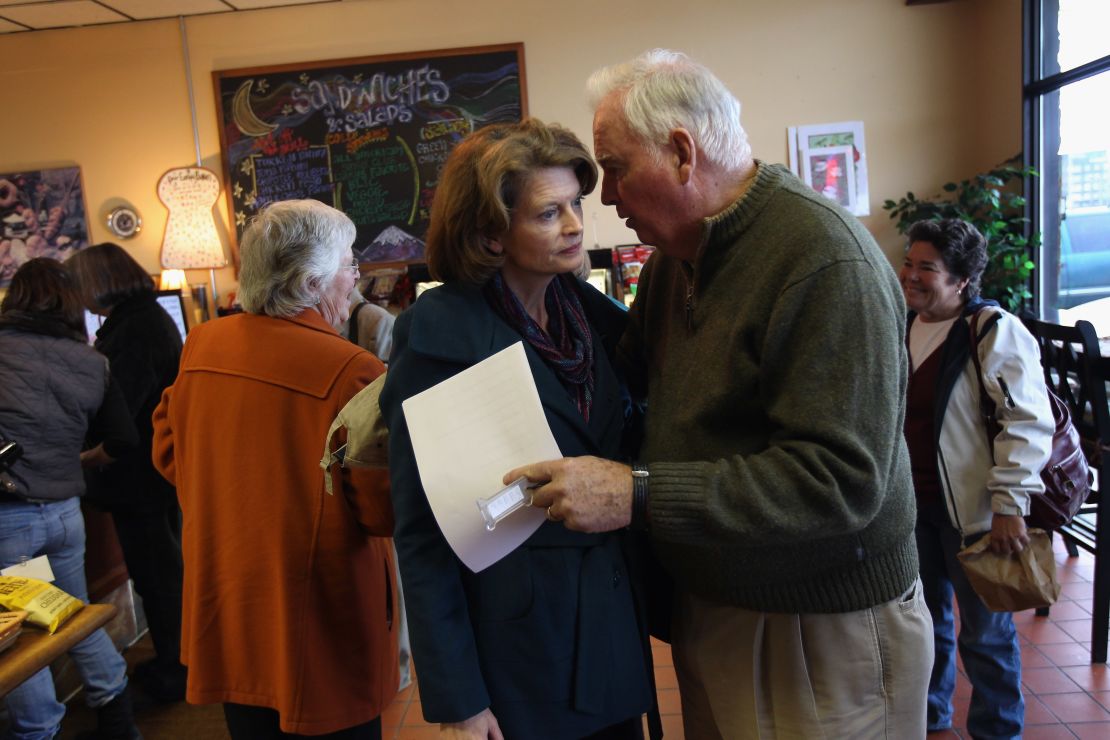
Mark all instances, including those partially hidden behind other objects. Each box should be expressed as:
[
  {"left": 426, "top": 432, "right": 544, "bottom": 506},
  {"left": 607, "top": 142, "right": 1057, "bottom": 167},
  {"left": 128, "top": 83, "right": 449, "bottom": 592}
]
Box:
[{"left": 152, "top": 199, "right": 397, "bottom": 739}]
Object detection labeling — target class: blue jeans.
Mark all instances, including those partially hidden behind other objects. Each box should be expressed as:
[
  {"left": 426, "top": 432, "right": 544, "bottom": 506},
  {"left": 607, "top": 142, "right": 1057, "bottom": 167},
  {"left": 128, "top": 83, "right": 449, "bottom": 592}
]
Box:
[
  {"left": 0, "top": 497, "right": 128, "bottom": 740},
  {"left": 916, "top": 516, "right": 1023, "bottom": 740}
]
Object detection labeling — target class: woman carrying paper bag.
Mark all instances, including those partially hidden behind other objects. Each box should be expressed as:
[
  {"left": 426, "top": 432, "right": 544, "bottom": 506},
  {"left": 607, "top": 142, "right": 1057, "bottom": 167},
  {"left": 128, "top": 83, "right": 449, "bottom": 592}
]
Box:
[{"left": 900, "top": 218, "right": 1055, "bottom": 739}]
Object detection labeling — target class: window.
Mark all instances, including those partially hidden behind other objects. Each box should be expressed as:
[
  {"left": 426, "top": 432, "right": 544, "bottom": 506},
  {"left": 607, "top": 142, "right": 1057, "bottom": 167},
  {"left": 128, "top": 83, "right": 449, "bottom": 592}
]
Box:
[{"left": 1026, "top": 0, "right": 1110, "bottom": 315}]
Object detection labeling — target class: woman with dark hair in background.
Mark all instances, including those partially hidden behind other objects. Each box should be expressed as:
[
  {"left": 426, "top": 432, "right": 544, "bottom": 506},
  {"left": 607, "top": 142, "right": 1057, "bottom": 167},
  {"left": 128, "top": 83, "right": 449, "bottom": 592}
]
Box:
[
  {"left": 900, "top": 219, "right": 1054, "bottom": 739},
  {"left": 0, "top": 257, "right": 140, "bottom": 740},
  {"left": 67, "top": 242, "right": 187, "bottom": 703}
]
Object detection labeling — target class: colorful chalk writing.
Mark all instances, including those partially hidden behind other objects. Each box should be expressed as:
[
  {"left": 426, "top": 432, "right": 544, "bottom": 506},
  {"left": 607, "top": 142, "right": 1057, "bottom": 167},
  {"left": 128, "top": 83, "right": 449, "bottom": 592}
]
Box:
[
  {"left": 214, "top": 44, "right": 526, "bottom": 265},
  {"left": 251, "top": 147, "right": 334, "bottom": 209}
]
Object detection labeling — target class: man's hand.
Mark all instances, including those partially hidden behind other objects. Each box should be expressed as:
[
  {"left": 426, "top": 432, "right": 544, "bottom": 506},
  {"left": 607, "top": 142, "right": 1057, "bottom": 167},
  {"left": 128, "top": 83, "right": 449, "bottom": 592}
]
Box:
[
  {"left": 990, "top": 513, "right": 1030, "bottom": 555},
  {"left": 504, "top": 456, "right": 633, "bottom": 533},
  {"left": 440, "top": 708, "right": 503, "bottom": 739}
]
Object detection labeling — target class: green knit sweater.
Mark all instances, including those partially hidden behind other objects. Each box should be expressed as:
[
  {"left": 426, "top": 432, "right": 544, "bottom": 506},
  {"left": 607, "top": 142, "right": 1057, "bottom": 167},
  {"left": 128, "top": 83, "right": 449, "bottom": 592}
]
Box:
[{"left": 620, "top": 162, "right": 917, "bottom": 613}]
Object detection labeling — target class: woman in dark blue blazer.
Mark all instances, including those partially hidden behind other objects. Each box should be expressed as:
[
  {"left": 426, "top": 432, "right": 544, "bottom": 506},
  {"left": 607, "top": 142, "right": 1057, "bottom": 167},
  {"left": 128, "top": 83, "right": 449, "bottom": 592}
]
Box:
[{"left": 381, "top": 119, "right": 656, "bottom": 740}]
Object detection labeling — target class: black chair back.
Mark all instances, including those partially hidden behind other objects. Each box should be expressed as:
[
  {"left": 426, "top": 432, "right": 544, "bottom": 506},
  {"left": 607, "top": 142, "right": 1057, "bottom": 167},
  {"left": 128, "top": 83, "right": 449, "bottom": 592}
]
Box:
[
  {"left": 1023, "top": 316, "right": 1110, "bottom": 663},
  {"left": 1022, "top": 317, "right": 1110, "bottom": 450}
]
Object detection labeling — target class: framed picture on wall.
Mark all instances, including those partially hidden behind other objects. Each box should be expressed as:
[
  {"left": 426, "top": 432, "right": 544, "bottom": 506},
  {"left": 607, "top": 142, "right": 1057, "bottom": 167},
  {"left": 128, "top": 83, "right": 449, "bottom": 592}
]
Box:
[
  {"left": 787, "top": 120, "right": 869, "bottom": 216},
  {"left": 0, "top": 166, "right": 90, "bottom": 287},
  {"left": 802, "top": 145, "right": 857, "bottom": 213}
]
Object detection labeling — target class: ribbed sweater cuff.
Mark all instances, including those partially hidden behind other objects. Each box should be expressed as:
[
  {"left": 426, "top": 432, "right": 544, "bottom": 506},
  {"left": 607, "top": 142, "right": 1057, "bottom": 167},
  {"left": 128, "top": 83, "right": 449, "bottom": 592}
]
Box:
[{"left": 646, "top": 461, "right": 712, "bottom": 540}]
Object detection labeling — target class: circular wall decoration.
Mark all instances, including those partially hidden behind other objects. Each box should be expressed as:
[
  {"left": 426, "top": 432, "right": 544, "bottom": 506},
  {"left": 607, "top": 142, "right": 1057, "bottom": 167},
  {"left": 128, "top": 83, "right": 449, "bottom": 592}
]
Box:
[{"left": 106, "top": 205, "right": 141, "bottom": 239}]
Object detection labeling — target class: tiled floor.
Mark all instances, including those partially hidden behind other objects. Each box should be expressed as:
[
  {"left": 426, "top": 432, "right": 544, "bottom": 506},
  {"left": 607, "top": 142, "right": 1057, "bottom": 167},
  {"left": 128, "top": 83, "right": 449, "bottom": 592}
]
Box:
[
  {"left": 57, "top": 538, "right": 1109, "bottom": 739},
  {"left": 383, "top": 539, "right": 1109, "bottom": 739}
]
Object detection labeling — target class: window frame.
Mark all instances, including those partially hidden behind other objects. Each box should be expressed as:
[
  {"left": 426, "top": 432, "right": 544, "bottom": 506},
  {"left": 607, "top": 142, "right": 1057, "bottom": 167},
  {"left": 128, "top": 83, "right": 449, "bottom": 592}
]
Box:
[{"left": 1025, "top": 0, "right": 1110, "bottom": 316}]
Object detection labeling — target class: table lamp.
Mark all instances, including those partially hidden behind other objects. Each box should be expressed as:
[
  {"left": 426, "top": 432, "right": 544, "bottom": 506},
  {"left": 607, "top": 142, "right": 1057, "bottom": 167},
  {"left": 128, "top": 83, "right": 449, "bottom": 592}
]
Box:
[{"left": 157, "top": 166, "right": 226, "bottom": 322}]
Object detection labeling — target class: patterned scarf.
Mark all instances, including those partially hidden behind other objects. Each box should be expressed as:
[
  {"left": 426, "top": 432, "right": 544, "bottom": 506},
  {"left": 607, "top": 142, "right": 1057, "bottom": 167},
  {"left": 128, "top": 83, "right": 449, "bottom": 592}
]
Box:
[{"left": 485, "top": 272, "right": 595, "bottom": 421}]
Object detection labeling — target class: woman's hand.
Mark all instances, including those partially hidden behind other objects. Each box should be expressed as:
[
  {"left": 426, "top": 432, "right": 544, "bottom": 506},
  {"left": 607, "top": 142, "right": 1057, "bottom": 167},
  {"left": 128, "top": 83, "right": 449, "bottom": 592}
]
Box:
[
  {"left": 79, "top": 443, "right": 114, "bottom": 469},
  {"left": 990, "top": 513, "right": 1030, "bottom": 555},
  {"left": 439, "top": 708, "right": 504, "bottom": 739}
]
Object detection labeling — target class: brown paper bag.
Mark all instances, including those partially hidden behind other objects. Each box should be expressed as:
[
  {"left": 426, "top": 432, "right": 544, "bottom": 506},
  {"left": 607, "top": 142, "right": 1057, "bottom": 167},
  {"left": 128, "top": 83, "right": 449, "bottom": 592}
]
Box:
[{"left": 956, "top": 529, "right": 1061, "bottom": 612}]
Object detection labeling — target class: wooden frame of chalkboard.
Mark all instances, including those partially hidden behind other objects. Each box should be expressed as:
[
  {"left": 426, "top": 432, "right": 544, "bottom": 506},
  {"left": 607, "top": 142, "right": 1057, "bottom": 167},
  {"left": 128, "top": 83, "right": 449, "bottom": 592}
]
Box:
[{"left": 213, "top": 43, "right": 527, "bottom": 269}]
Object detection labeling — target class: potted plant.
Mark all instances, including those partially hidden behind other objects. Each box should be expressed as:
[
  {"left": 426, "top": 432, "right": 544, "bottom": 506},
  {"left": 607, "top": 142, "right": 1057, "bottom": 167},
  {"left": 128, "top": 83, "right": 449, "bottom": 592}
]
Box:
[{"left": 883, "top": 159, "right": 1038, "bottom": 313}]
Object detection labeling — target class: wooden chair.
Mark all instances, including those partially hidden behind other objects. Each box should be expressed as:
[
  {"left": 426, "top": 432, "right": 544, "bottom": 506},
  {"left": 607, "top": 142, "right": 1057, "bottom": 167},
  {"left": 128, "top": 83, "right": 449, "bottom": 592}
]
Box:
[{"left": 1023, "top": 317, "right": 1110, "bottom": 663}]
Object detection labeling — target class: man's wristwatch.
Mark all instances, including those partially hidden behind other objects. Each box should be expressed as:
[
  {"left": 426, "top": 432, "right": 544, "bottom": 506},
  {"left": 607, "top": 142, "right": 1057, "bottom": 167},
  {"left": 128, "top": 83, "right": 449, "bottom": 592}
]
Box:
[{"left": 630, "top": 462, "right": 650, "bottom": 530}]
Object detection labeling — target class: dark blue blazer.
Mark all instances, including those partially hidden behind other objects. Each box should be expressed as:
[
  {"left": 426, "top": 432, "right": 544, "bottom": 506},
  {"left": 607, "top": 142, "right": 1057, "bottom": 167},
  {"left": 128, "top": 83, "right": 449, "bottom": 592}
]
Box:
[{"left": 381, "top": 279, "right": 653, "bottom": 738}]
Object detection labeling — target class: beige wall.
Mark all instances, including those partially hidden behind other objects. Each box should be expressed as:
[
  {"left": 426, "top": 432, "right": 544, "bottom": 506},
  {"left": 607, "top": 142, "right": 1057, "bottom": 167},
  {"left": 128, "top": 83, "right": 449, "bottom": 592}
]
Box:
[{"left": 0, "top": 0, "right": 1021, "bottom": 300}]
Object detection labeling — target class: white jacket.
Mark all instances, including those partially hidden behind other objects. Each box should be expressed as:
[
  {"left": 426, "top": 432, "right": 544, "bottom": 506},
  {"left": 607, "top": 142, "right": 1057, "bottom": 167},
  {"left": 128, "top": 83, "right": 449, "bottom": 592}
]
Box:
[{"left": 932, "top": 306, "right": 1054, "bottom": 536}]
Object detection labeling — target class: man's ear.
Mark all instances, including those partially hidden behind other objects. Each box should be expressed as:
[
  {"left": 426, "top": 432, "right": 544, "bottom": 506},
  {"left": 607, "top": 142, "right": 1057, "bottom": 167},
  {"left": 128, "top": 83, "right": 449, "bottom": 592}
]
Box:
[{"left": 670, "top": 128, "right": 697, "bottom": 185}]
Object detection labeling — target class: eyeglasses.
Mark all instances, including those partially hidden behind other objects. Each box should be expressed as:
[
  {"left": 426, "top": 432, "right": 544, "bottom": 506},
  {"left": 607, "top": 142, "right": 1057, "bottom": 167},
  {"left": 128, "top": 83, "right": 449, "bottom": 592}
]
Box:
[{"left": 346, "top": 259, "right": 360, "bottom": 273}]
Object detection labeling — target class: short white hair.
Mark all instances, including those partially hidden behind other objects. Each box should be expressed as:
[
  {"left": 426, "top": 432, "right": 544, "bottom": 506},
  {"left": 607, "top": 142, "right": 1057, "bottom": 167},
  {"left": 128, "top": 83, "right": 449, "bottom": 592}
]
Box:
[
  {"left": 237, "top": 199, "right": 355, "bottom": 318},
  {"left": 586, "top": 49, "right": 750, "bottom": 170}
]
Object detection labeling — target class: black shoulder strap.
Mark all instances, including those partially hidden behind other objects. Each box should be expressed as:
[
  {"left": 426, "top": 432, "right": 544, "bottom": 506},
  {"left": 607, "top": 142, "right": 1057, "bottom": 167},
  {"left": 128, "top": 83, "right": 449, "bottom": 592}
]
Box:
[{"left": 347, "top": 302, "right": 368, "bottom": 343}]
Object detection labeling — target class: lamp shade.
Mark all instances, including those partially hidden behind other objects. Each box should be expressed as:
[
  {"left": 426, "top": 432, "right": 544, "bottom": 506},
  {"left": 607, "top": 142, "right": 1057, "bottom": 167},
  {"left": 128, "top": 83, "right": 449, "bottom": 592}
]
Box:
[{"left": 157, "top": 166, "right": 227, "bottom": 269}]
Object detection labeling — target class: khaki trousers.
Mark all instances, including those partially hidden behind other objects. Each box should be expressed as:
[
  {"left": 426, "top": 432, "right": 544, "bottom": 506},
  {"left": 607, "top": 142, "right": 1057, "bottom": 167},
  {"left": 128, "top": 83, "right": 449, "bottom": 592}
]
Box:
[{"left": 672, "top": 578, "right": 933, "bottom": 739}]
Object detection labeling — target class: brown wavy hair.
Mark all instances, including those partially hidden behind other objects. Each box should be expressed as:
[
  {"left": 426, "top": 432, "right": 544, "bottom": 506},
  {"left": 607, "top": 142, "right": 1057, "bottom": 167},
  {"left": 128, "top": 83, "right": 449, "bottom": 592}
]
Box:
[{"left": 425, "top": 118, "right": 598, "bottom": 285}]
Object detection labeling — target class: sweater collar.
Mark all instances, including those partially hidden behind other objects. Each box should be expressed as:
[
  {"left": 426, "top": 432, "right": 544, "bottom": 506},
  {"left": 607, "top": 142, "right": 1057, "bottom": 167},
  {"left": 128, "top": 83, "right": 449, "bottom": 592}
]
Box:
[{"left": 697, "top": 160, "right": 784, "bottom": 264}]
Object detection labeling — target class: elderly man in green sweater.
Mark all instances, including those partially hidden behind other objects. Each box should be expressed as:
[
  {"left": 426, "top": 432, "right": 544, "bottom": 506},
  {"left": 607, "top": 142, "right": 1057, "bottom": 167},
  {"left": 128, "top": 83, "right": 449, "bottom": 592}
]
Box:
[{"left": 507, "top": 49, "right": 932, "bottom": 738}]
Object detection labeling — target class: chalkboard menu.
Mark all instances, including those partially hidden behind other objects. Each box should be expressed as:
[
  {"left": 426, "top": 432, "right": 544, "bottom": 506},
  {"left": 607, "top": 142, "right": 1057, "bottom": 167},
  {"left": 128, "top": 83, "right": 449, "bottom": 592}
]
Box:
[{"left": 213, "top": 44, "right": 526, "bottom": 265}]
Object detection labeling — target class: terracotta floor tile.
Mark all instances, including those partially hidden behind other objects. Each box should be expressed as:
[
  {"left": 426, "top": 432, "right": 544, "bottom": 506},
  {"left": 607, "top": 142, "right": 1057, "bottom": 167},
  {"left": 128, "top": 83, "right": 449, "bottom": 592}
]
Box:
[
  {"left": 1023, "top": 645, "right": 1055, "bottom": 668},
  {"left": 660, "top": 714, "right": 685, "bottom": 737},
  {"left": 402, "top": 701, "right": 434, "bottom": 727},
  {"left": 1026, "top": 694, "right": 1064, "bottom": 725},
  {"left": 1061, "top": 581, "right": 1097, "bottom": 600},
  {"left": 1055, "top": 562, "right": 1092, "bottom": 581},
  {"left": 1021, "top": 724, "right": 1081, "bottom": 739},
  {"left": 1071, "top": 599, "right": 1095, "bottom": 615},
  {"left": 1045, "top": 601, "right": 1096, "bottom": 620},
  {"left": 1062, "top": 664, "right": 1110, "bottom": 692},
  {"left": 1071, "top": 722, "right": 1110, "bottom": 740},
  {"left": 1040, "top": 692, "right": 1110, "bottom": 723},
  {"left": 1093, "top": 691, "right": 1110, "bottom": 712},
  {"left": 1023, "top": 667, "right": 1083, "bottom": 694},
  {"left": 1037, "top": 641, "right": 1093, "bottom": 667},
  {"left": 652, "top": 644, "right": 673, "bottom": 668},
  {"left": 1020, "top": 620, "right": 1081, "bottom": 644},
  {"left": 380, "top": 700, "right": 408, "bottom": 728},
  {"left": 1056, "top": 619, "right": 1095, "bottom": 642},
  {"left": 655, "top": 665, "right": 679, "bottom": 690},
  {"left": 657, "top": 688, "right": 683, "bottom": 714},
  {"left": 951, "top": 698, "right": 970, "bottom": 729}
]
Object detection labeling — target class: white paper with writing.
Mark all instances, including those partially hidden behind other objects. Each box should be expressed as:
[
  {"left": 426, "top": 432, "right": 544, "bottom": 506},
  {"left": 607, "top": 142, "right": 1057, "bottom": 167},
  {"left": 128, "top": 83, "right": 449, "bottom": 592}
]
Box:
[{"left": 402, "top": 342, "right": 559, "bottom": 572}]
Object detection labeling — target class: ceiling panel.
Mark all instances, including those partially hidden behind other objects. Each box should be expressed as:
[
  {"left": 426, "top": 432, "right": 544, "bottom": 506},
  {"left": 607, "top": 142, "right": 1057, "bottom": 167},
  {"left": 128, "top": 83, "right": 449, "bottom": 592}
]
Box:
[
  {"left": 1, "top": 1, "right": 127, "bottom": 28},
  {"left": 228, "top": 0, "right": 337, "bottom": 8},
  {"left": 0, "top": 0, "right": 346, "bottom": 33},
  {"left": 107, "top": 0, "right": 232, "bottom": 20}
]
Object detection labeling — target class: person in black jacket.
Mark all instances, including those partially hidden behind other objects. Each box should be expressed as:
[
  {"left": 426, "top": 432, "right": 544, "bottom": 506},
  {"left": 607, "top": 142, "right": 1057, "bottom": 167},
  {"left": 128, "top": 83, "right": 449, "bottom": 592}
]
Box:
[
  {"left": 68, "top": 243, "right": 187, "bottom": 703},
  {"left": 0, "top": 257, "right": 141, "bottom": 740},
  {"left": 381, "top": 119, "right": 656, "bottom": 740}
]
